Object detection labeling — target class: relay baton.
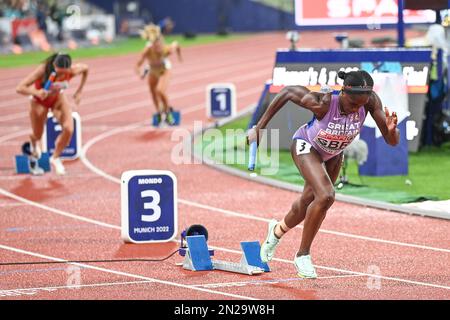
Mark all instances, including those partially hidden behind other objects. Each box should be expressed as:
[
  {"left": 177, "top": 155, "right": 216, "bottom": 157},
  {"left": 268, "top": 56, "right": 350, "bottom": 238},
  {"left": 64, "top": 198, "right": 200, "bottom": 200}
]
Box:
[
  {"left": 44, "top": 72, "right": 56, "bottom": 91},
  {"left": 248, "top": 141, "right": 257, "bottom": 171}
]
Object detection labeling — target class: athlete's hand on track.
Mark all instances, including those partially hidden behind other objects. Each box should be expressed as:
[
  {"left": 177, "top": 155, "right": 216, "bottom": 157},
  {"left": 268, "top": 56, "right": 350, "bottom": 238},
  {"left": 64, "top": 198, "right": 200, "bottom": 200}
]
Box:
[{"left": 384, "top": 107, "right": 398, "bottom": 133}]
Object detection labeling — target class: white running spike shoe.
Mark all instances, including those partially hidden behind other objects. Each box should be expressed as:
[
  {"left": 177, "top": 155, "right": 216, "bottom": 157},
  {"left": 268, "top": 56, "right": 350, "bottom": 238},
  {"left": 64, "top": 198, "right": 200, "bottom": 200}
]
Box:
[
  {"left": 260, "top": 219, "right": 280, "bottom": 263},
  {"left": 29, "top": 157, "right": 44, "bottom": 176},
  {"left": 50, "top": 156, "right": 66, "bottom": 175},
  {"left": 294, "top": 254, "right": 318, "bottom": 279}
]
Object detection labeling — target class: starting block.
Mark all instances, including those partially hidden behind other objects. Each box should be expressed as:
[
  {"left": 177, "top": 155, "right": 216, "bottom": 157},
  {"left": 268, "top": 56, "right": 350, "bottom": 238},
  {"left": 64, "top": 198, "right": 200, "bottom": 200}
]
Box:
[
  {"left": 14, "top": 142, "right": 50, "bottom": 174},
  {"left": 152, "top": 109, "right": 181, "bottom": 127},
  {"left": 179, "top": 234, "right": 270, "bottom": 276}
]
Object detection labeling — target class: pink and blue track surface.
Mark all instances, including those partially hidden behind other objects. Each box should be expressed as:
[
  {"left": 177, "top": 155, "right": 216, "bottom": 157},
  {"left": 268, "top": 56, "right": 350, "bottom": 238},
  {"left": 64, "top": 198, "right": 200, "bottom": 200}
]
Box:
[{"left": 0, "top": 31, "right": 449, "bottom": 300}]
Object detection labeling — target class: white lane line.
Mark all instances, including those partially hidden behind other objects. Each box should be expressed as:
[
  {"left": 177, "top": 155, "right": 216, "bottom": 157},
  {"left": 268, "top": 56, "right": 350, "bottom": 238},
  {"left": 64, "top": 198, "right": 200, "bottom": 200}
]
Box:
[
  {"left": 0, "top": 243, "right": 258, "bottom": 300},
  {"left": 0, "top": 280, "right": 155, "bottom": 297},
  {"left": 0, "top": 129, "right": 29, "bottom": 144},
  {"left": 1, "top": 111, "right": 448, "bottom": 292},
  {"left": 0, "top": 57, "right": 268, "bottom": 117},
  {"left": 191, "top": 274, "right": 366, "bottom": 288},
  {"left": 79, "top": 119, "right": 450, "bottom": 291},
  {"left": 0, "top": 203, "right": 26, "bottom": 207},
  {"left": 179, "top": 199, "right": 450, "bottom": 254},
  {"left": 0, "top": 188, "right": 120, "bottom": 230},
  {"left": 208, "top": 245, "right": 450, "bottom": 291},
  {"left": 2, "top": 70, "right": 448, "bottom": 294},
  {"left": 1, "top": 187, "right": 449, "bottom": 292},
  {"left": 77, "top": 107, "right": 450, "bottom": 255},
  {"left": 0, "top": 35, "right": 282, "bottom": 91},
  {"left": 0, "top": 37, "right": 279, "bottom": 92}
]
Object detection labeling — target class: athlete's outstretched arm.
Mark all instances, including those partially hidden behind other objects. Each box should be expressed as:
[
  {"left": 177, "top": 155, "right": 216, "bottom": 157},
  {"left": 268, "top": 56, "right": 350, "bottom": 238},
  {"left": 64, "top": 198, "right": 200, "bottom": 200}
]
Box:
[
  {"left": 72, "top": 63, "right": 89, "bottom": 105},
  {"left": 256, "top": 86, "right": 327, "bottom": 130},
  {"left": 248, "top": 86, "right": 328, "bottom": 145},
  {"left": 135, "top": 46, "right": 151, "bottom": 76},
  {"left": 16, "top": 64, "right": 47, "bottom": 100},
  {"left": 171, "top": 41, "right": 182, "bottom": 62},
  {"left": 367, "top": 92, "right": 400, "bottom": 146}
]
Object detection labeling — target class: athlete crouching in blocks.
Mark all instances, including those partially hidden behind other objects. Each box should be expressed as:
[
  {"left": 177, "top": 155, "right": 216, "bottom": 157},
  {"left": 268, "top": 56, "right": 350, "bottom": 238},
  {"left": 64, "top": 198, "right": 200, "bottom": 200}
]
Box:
[
  {"left": 15, "top": 53, "right": 89, "bottom": 175},
  {"left": 135, "top": 24, "right": 182, "bottom": 127},
  {"left": 248, "top": 70, "right": 399, "bottom": 279}
]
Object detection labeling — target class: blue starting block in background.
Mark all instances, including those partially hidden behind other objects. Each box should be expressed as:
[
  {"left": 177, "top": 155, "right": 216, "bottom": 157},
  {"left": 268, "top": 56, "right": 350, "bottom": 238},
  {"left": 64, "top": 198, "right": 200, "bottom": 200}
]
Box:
[
  {"left": 14, "top": 153, "right": 50, "bottom": 174},
  {"left": 14, "top": 141, "right": 51, "bottom": 174},
  {"left": 152, "top": 110, "right": 181, "bottom": 127},
  {"left": 180, "top": 234, "right": 269, "bottom": 275}
]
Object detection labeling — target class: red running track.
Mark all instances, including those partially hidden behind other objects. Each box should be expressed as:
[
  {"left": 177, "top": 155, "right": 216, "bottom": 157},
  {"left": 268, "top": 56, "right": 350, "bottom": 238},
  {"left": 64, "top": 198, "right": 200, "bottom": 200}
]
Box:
[{"left": 0, "top": 31, "right": 449, "bottom": 300}]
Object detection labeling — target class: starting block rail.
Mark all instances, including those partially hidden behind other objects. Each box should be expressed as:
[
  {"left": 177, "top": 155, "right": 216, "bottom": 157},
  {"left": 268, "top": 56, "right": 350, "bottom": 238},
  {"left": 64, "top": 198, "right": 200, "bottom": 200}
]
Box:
[{"left": 180, "top": 235, "right": 270, "bottom": 276}]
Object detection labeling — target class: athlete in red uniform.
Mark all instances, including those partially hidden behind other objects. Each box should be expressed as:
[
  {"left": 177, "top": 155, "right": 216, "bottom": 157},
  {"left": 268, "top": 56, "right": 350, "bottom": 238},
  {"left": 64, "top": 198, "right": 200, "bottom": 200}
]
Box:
[{"left": 16, "top": 53, "right": 89, "bottom": 175}]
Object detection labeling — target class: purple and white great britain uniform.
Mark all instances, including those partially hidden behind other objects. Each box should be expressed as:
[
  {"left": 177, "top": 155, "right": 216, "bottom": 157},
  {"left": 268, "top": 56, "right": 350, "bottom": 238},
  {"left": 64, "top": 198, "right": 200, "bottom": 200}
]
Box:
[{"left": 293, "top": 93, "right": 366, "bottom": 162}]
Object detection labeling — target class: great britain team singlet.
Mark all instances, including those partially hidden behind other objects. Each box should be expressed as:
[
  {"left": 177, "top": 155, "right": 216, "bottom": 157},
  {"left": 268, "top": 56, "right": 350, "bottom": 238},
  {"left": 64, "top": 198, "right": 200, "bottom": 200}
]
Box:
[{"left": 292, "top": 93, "right": 366, "bottom": 161}]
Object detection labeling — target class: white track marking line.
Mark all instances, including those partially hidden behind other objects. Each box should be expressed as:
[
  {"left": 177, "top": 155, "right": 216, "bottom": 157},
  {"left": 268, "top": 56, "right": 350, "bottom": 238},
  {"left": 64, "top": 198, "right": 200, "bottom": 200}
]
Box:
[
  {"left": 78, "top": 113, "right": 450, "bottom": 255},
  {"left": 0, "top": 56, "right": 269, "bottom": 117},
  {"left": 85, "top": 132, "right": 450, "bottom": 292},
  {"left": 0, "top": 280, "right": 154, "bottom": 296},
  {"left": 0, "top": 188, "right": 120, "bottom": 230},
  {"left": 0, "top": 129, "right": 29, "bottom": 144},
  {"left": 191, "top": 274, "right": 365, "bottom": 289},
  {"left": 0, "top": 37, "right": 281, "bottom": 92},
  {"left": 1, "top": 188, "right": 449, "bottom": 292},
  {"left": 0, "top": 113, "right": 448, "bottom": 292},
  {"left": 179, "top": 200, "right": 450, "bottom": 254},
  {"left": 208, "top": 245, "right": 450, "bottom": 290},
  {"left": 74, "top": 133, "right": 450, "bottom": 259},
  {"left": 1, "top": 60, "right": 448, "bottom": 293},
  {"left": 0, "top": 244, "right": 258, "bottom": 300},
  {"left": 0, "top": 203, "right": 26, "bottom": 207}
]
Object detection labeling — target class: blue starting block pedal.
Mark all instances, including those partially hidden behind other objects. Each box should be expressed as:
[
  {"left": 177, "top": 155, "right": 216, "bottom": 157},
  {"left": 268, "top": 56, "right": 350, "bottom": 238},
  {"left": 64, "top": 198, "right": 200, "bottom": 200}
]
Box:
[
  {"left": 152, "top": 109, "right": 181, "bottom": 127},
  {"left": 182, "top": 235, "right": 214, "bottom": 271},
  {"left": 14, "top": 142, "right": 50, "bottom": 174},
  {"left": 180, "top": 235, "right": 270, "bottom": 275}
]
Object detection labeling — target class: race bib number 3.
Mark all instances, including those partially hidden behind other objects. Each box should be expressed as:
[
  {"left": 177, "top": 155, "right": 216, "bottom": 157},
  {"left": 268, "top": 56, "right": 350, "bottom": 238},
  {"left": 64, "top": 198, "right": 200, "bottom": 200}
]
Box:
[{"left": 296, "top": 139, "right": 312, "bottom": 155}]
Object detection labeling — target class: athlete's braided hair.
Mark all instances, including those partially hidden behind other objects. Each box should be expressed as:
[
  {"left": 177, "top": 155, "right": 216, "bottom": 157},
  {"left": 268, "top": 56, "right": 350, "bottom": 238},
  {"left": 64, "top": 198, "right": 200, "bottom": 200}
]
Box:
[{"left": 338, "top": 70, "right": 373, "bottom": 94}]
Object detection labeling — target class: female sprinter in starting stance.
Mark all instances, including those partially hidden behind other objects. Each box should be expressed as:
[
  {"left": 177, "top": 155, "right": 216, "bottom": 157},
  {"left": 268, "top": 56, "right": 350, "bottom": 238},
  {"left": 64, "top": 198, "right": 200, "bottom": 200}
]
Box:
[
  {"left": 16, "top": 53, "right": 89, "bottom": 175},
  {"left": 248, "top": 70, "right": 399, "bottom": 278},
  {"left": 135, "top": 24, "right": 182, "bottom": 126}
]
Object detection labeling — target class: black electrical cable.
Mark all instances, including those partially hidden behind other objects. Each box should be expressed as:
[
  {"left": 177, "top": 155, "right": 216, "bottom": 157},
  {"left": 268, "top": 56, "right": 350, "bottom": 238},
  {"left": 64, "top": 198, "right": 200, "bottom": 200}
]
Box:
[{"left": 0, "top": 249, "right": 180, "bottom": 266}]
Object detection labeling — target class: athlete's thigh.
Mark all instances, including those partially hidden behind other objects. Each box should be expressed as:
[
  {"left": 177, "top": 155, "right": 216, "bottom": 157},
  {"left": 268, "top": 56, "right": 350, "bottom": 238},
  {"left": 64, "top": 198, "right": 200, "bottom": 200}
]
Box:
[
  {"left": 157, "top": 70, "right": 170, "bottom": 92},
  {"left": 52, "top": 94, "right": 73, "bottom": 128},
  {"left": 148, "top": 74, "right": 159, "bottom": 91},
  {"left": 290, "top": 139, "right": 334, "bottom": 195},
  {"left": 325, "top": 153, "right": 343, "bottom": 184},
  {"left": 29, "top": 100, "right": 48, "bottom": 134}
]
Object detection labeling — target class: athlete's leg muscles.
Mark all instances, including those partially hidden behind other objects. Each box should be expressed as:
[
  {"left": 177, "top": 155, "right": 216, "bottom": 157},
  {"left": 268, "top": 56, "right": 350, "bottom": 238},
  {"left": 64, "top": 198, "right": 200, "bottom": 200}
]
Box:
[
  {"left": 29, "top": 100, "right": 48, "bottom": 153},
  {"left": 51, "top": 94, "right": 73, "bottom": 158},
  {"left": 291, "top": 146, "right": 337, "bottom": 256},
  {"left": 148, "top": 75, "right": 162, "bottom": 113},
  {"left": 157, "top": 70, "right": 171, "bottom": 113}
]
